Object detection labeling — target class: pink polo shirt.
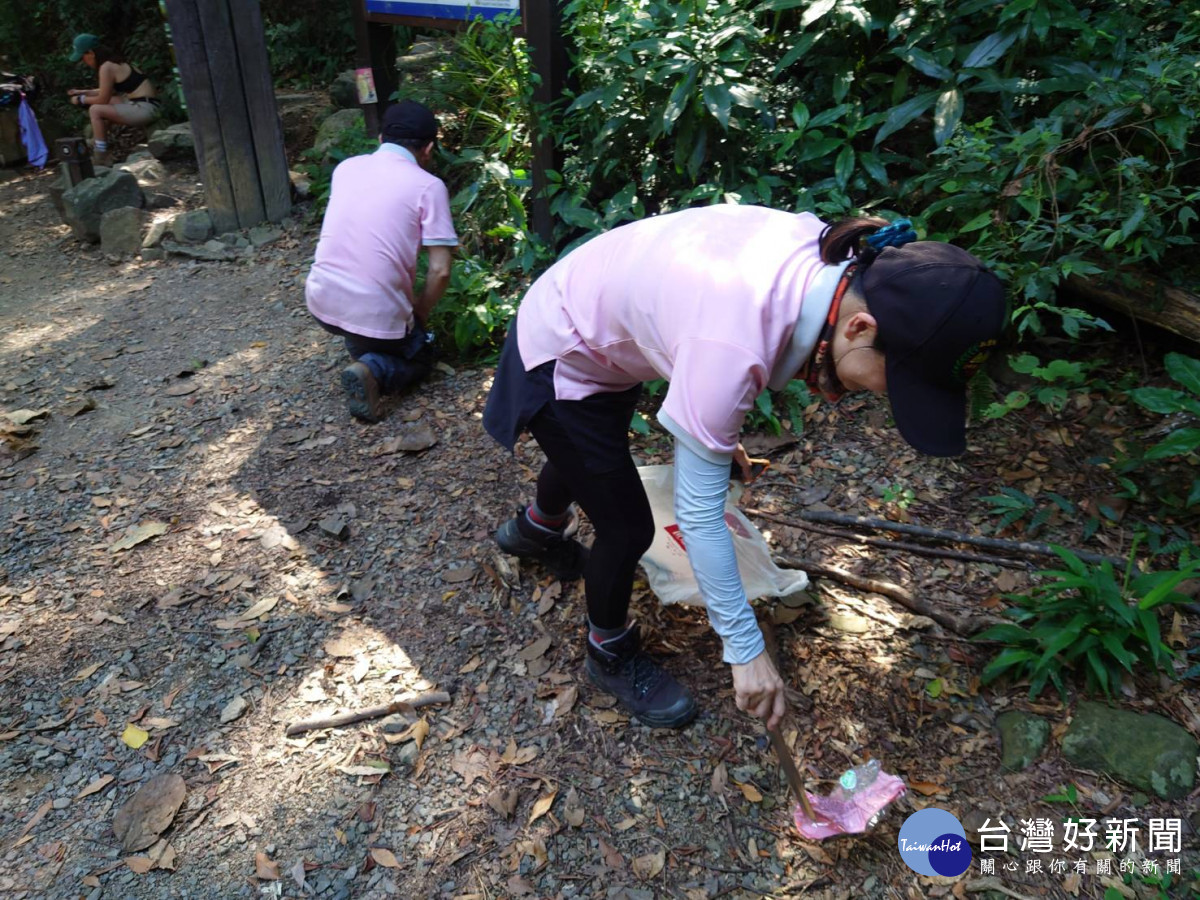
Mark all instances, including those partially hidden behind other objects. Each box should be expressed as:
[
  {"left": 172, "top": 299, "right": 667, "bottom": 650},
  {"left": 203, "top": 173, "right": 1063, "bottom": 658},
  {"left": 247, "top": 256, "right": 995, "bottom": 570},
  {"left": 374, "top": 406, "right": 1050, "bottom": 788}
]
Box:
[
  {"left": 516, "top": 206, "right": 835, "bottom": 458},
  {"left": 306, "top": 144, "right": 457, "bottom": 340}
]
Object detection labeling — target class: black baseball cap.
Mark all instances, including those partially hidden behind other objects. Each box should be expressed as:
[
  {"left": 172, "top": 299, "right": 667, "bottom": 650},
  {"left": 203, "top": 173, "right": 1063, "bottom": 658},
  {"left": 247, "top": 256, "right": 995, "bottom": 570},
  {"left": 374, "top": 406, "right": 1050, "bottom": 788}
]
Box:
[
  {"left": 863, "top": 242, "right": 1007, "bottom": 457},
  {"left": 380, "top": 100, "right": 438, "bottom": 143}
]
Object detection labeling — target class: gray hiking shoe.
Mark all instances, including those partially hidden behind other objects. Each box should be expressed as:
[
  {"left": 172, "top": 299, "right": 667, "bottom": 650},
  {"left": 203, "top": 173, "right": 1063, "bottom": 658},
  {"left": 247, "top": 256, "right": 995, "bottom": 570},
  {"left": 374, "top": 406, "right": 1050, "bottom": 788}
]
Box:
[
  {"left": 342, "top": 361, "right": 381, "bottom": 423},
  {"left": 495, "top": 507, "right": 588, "bottom": 581},
  {"left": 585, "top": 624, "right": 698, "bottom": 729}
]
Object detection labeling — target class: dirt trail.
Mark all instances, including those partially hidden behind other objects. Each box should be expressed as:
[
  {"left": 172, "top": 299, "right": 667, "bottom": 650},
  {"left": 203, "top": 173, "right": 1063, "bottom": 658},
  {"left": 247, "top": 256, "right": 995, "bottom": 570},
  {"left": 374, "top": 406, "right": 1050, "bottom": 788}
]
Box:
[{"left": 1, "top": 165, "right": 1195, "bottom": 900}]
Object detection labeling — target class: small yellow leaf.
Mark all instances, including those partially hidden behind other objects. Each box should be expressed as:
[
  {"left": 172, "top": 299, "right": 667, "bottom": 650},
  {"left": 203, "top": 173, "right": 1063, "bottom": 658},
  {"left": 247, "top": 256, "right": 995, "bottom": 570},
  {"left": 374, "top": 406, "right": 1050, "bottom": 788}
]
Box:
[
  {"left": 370, "top": 847, "right": 401, "bottom": 868},
  {"left": 121, "top": 724, "right": 150, "bottom": 749},
  {"left": 528, "top": 790, "right": 557, "bottom": 825},
  {"left": 737, "top": 782, "right": 763, "bottom": 803}
]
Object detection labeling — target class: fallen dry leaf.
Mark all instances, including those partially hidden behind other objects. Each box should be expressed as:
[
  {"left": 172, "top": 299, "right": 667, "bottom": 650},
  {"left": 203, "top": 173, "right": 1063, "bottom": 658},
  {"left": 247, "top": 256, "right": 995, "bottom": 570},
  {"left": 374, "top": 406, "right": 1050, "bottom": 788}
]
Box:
[
  {"left": 255, "top": 851, "right": 280, "bottom": 880},
  {"left": 710, "top": 761, "right": 728, "bottom": 794},
  {"left": 598, "top": 836, "right": 624, "bottom": 870},
  {"left": 486, "top": 786, "right": 518, "bottom": 819},
  {"left": 442, "top": 565, "right": 477, "bottom": 584},
  {"left": 908, "top": 781, "right": 948, "bottom": 797},
  {"left": 124, "top": 855, "right": 154, "bottom": 875},
  {"left": 737, "top": 782, "right": 763, "bottom": 803},
  {"left": 528, "top": 789, "right": 557, "bottom": 824},
  {"left": 563, "top": 787, "right": 585, "bottom": 828},
  {"left": 385, "top": 717, "right": 430, "bottom": 749},
  {"left": 369, "top": 847, "right": 402, "bottom": 868},
  {"left": 112, "top": 774, "right": 186, "bottom": 852},
  {"left": 451, "top": 749, "right": 491, "bottom": 787},
  {"left": 632, "top": 849, "right": 665, "bottom": 881},
  {"left": 500, "top": 738, "right": 539, "bottom": 766},
  {"left": 518, "top": 636, "right": 552, "bottom": 662},
  {"left": 73, "top": 662, "right": 102, "bottom": 682},
  {"left": 74, "top": 775, "right": 114, "bottom": 801},
  {"left": 3, "top": 408, "right": 49, "bottom": 425},
  {"left": 108, "top": 522, "right": 169, "bottom": 553}
]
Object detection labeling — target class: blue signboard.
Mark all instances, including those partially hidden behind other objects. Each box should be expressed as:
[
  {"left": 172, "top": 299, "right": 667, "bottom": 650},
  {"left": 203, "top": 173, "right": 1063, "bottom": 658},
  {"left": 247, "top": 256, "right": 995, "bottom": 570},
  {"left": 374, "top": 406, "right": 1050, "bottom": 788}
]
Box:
[{"left": 365, "top": 0, "right": 519, "bottom": 21}]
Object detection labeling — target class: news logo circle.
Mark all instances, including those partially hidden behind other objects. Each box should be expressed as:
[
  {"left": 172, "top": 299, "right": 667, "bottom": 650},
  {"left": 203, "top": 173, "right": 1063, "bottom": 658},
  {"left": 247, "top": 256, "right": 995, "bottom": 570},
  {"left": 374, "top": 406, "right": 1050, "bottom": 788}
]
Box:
[{"left": 897, "top": 808, "right": 972, "bottom": 877}]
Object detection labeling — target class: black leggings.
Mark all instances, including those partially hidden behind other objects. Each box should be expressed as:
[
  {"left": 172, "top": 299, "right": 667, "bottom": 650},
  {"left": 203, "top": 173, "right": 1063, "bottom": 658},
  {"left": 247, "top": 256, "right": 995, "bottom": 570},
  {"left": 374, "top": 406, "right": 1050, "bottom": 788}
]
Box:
[{"left": 527, "top": 402, "right": 655, "bottom": 631}]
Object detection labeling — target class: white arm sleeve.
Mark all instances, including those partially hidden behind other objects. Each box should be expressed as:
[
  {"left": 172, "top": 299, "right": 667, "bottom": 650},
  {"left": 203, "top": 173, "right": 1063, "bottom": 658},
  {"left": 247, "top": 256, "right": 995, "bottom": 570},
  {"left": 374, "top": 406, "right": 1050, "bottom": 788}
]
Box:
[{"left": 673, "top": 439, "right": 766, "bottom": 665}]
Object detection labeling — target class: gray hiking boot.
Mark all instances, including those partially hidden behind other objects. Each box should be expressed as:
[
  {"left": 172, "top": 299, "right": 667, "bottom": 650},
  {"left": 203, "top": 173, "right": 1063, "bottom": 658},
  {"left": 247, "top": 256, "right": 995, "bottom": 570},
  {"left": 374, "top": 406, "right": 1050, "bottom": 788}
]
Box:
[
  {"left": 495, "top": 506, "right": 588, "bottom": 581},
  {"left": 585, "top": 624, "right": 698, "bottom": 729},
  {"left": 342, "top": 361, "right": 381, "bottom": 423}
]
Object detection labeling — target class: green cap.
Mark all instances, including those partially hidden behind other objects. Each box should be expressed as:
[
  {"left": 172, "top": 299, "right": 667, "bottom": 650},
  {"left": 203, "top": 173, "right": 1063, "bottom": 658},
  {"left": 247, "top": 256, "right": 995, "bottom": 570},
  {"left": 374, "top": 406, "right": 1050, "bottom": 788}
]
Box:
[{"left": 69, "top": 33, "right": 99, "bottom": 62}]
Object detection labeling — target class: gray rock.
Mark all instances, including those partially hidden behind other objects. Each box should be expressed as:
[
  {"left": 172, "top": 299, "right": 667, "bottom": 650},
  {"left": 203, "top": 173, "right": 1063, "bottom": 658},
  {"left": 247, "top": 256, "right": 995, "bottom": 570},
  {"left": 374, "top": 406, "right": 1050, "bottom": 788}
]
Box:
[
  {"left": 117, "top": 158, "right": 169, "bottom": 190},
  {"left": 217, "top": 232, "right": 242, "bottom": 246},
  {"left": 248, "top": 224, "right": 282, "bottom": 247},
  {"left": 143, "top": 218, "right": 171, "bottom": 249},
  {"left": 125, "top": 147, "right": 154, "bottom": 163},
  {"left": 148, "top": 122, "right": 196, "bottom": 162},
  {"left": 161, "top": 240, "right": 239, "bottom": 262},
  {"left": 47, "top": 164, "right": 72, "bottom": 219},
  {"left": 172, "top": 209, "right": 213, "bottom": 244},
  {"left": 62, "top": 170, "right": 145, "bottom": 243},
  {"left": 1061, "top": 701, "right": 1198, "bottom": 799},
  {"left": 395, "top": 45, "right": 443, "bottom": 73},
  {"left": 313, "top": 109, "right": 366, "bottom": 159},
  {"left": 289, "top": 170, "right": 312, "bottom": 200},
  {"left": 330, "top": 71, "right": 358, "bottom": 108},
  {"left": 145, "top": 192, "right": 178, "bottom": 210},
  {"left": 997, "top": 710, "right": 1049, "bottom": 771},
  {"left": 100, "top": 207, "right": 148, "bottom": 255},
  {"left": 141, "top": 247, "right": 166, "bottom": 261}
]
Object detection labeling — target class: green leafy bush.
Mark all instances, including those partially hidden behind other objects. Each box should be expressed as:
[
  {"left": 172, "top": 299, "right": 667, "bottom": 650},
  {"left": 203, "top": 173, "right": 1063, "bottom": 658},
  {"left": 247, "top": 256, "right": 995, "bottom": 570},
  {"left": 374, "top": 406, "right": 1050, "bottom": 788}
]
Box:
[
  {"left": 297, "top": 118, "right": 379, "bottom": 218},
  {"left": 1128, "top": 353, "right": 1200, "bottom": 470},
  {"left": 975, "top": 544, "right": 1199, "bottom": 699}
]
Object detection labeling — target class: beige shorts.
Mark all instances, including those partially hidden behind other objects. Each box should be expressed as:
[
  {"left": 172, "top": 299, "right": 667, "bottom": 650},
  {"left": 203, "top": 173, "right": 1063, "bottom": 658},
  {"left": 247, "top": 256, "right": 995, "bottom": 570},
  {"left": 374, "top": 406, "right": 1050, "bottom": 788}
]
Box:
[{"left": 110, "top": 98, "right": 161, "bottom": 126}]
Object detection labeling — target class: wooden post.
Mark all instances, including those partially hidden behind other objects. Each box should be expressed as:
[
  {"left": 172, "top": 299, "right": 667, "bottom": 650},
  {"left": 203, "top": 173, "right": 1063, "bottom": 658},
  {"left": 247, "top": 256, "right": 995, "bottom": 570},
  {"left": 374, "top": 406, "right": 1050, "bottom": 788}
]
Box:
[
  {"left": 351, "top": 0, "right": 382, "bottom": 134},
  {"left": 524, "top": 0, "right": 567, "bottom": 246},
  {"left": 163, "top": 0, "right": 291, "bottom": 231}
]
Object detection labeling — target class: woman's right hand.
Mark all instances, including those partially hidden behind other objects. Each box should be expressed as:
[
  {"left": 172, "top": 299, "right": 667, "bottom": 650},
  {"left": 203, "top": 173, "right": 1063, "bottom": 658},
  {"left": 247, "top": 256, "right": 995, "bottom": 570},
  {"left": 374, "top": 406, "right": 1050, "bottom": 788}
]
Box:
[{"left": 731, "top": 650, "right": 787, "bottom": 731}]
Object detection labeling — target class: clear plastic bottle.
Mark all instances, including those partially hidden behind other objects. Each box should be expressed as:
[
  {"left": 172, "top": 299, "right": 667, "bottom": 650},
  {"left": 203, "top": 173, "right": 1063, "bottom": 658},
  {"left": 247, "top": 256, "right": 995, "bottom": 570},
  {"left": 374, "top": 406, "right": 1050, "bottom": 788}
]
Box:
[{"left": 827, "top": 759, "right": 885, "bottom": 828}]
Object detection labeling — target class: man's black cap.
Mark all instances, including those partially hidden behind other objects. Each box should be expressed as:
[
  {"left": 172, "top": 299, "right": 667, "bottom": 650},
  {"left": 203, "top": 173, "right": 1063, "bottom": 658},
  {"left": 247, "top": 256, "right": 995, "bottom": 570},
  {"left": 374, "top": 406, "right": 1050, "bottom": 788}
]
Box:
[{"left": 381, "top": 100, "right": 438, "bottom": 143}]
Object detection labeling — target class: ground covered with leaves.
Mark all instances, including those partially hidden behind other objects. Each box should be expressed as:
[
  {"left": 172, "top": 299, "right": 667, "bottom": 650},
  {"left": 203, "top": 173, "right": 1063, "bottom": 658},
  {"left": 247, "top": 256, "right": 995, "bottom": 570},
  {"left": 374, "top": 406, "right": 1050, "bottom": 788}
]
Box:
[{"left": 1, "top": 165, "right": 1198, "bottom": 900}]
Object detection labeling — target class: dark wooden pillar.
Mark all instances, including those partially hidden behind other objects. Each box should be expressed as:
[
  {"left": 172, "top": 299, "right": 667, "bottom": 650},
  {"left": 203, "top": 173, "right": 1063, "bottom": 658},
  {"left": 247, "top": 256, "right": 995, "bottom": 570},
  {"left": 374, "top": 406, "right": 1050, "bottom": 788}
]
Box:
[
  {"left": 164, "top": 0, "right": 291, "bottom": 232},
  {"left": 351, "top": 0, "right": 398, "bottom": 135},
  {"left": 525, "top": 0, "right": 567, "bottom": 246}
]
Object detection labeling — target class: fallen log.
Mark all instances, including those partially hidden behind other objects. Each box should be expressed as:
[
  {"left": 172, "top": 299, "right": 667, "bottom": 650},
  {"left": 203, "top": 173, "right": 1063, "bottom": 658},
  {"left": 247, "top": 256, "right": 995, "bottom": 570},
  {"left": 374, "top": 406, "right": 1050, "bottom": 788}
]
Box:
[
  {"left": 1066, "top": 274, "right": 1200, "bottom": 346},
  {"left": 284, "top": 690, "right": 451, "bottom": 737}
]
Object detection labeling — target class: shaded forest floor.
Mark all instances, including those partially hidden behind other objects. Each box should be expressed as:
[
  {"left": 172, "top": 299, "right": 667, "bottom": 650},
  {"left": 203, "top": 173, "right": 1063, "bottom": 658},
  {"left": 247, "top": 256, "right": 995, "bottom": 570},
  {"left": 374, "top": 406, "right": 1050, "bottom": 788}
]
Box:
[{"left": 0, "top": 161, "right": 1197, "bottom": 900}]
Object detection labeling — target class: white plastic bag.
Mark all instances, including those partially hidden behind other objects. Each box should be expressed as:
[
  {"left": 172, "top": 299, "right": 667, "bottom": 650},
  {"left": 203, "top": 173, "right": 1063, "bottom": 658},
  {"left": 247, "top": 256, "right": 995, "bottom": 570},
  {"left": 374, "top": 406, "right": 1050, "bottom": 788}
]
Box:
[{"left": 636, "top": 464, "right": 808, "bottom": 607}]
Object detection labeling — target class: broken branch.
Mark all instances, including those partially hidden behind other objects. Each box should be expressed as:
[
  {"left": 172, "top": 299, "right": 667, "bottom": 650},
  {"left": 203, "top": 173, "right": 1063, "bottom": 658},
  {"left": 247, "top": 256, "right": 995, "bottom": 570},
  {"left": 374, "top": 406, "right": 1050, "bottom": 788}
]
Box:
[
  {"left": 284, "top": 690, "right": 451, "bottom": 737},
  {"left": 749, "top": 508, "right": 1125, "bottom": 568},
  {"left": 775, "top": 555, "right": 979, "bottom": 635}
]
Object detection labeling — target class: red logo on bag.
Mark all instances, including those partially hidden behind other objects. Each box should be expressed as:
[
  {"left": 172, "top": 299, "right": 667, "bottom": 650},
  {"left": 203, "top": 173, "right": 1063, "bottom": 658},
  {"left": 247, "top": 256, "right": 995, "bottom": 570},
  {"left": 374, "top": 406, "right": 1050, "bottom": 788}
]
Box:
[
  {"left": 666, "top": 517, "right": 749, "bottom": 549},
  {"left": 665, "top": 524, "right": 687, "bottom": 551}
]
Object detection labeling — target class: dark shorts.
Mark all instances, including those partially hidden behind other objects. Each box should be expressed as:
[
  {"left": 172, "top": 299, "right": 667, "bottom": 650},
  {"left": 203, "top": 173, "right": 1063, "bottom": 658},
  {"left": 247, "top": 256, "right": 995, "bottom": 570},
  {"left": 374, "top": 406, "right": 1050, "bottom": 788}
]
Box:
[{"left": 483, "top": 318, "right": 642, "bottom": 474}]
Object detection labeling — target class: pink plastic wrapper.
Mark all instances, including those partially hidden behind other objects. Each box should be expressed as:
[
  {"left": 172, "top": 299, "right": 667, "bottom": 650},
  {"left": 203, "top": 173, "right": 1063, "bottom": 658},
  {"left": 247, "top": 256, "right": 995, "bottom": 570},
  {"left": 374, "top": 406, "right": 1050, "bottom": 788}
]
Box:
[{"left": 792, "top": 761, "right": 907, "bottom": 840}]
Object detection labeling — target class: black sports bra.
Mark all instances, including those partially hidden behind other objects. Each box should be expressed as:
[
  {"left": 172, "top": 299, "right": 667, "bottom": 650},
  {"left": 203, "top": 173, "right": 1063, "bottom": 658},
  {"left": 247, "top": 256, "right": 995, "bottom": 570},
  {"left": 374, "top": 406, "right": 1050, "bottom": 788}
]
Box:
[{"left": 113, "top": 65, "right": 147, "bottom": 95}]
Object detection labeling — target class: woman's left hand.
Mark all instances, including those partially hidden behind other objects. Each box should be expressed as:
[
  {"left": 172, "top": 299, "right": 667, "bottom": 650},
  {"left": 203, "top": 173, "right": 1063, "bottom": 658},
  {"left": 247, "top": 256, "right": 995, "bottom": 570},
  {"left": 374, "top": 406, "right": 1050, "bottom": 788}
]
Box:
[{"left": 732, "top": 443, "right": 753, "bottom": 482}]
